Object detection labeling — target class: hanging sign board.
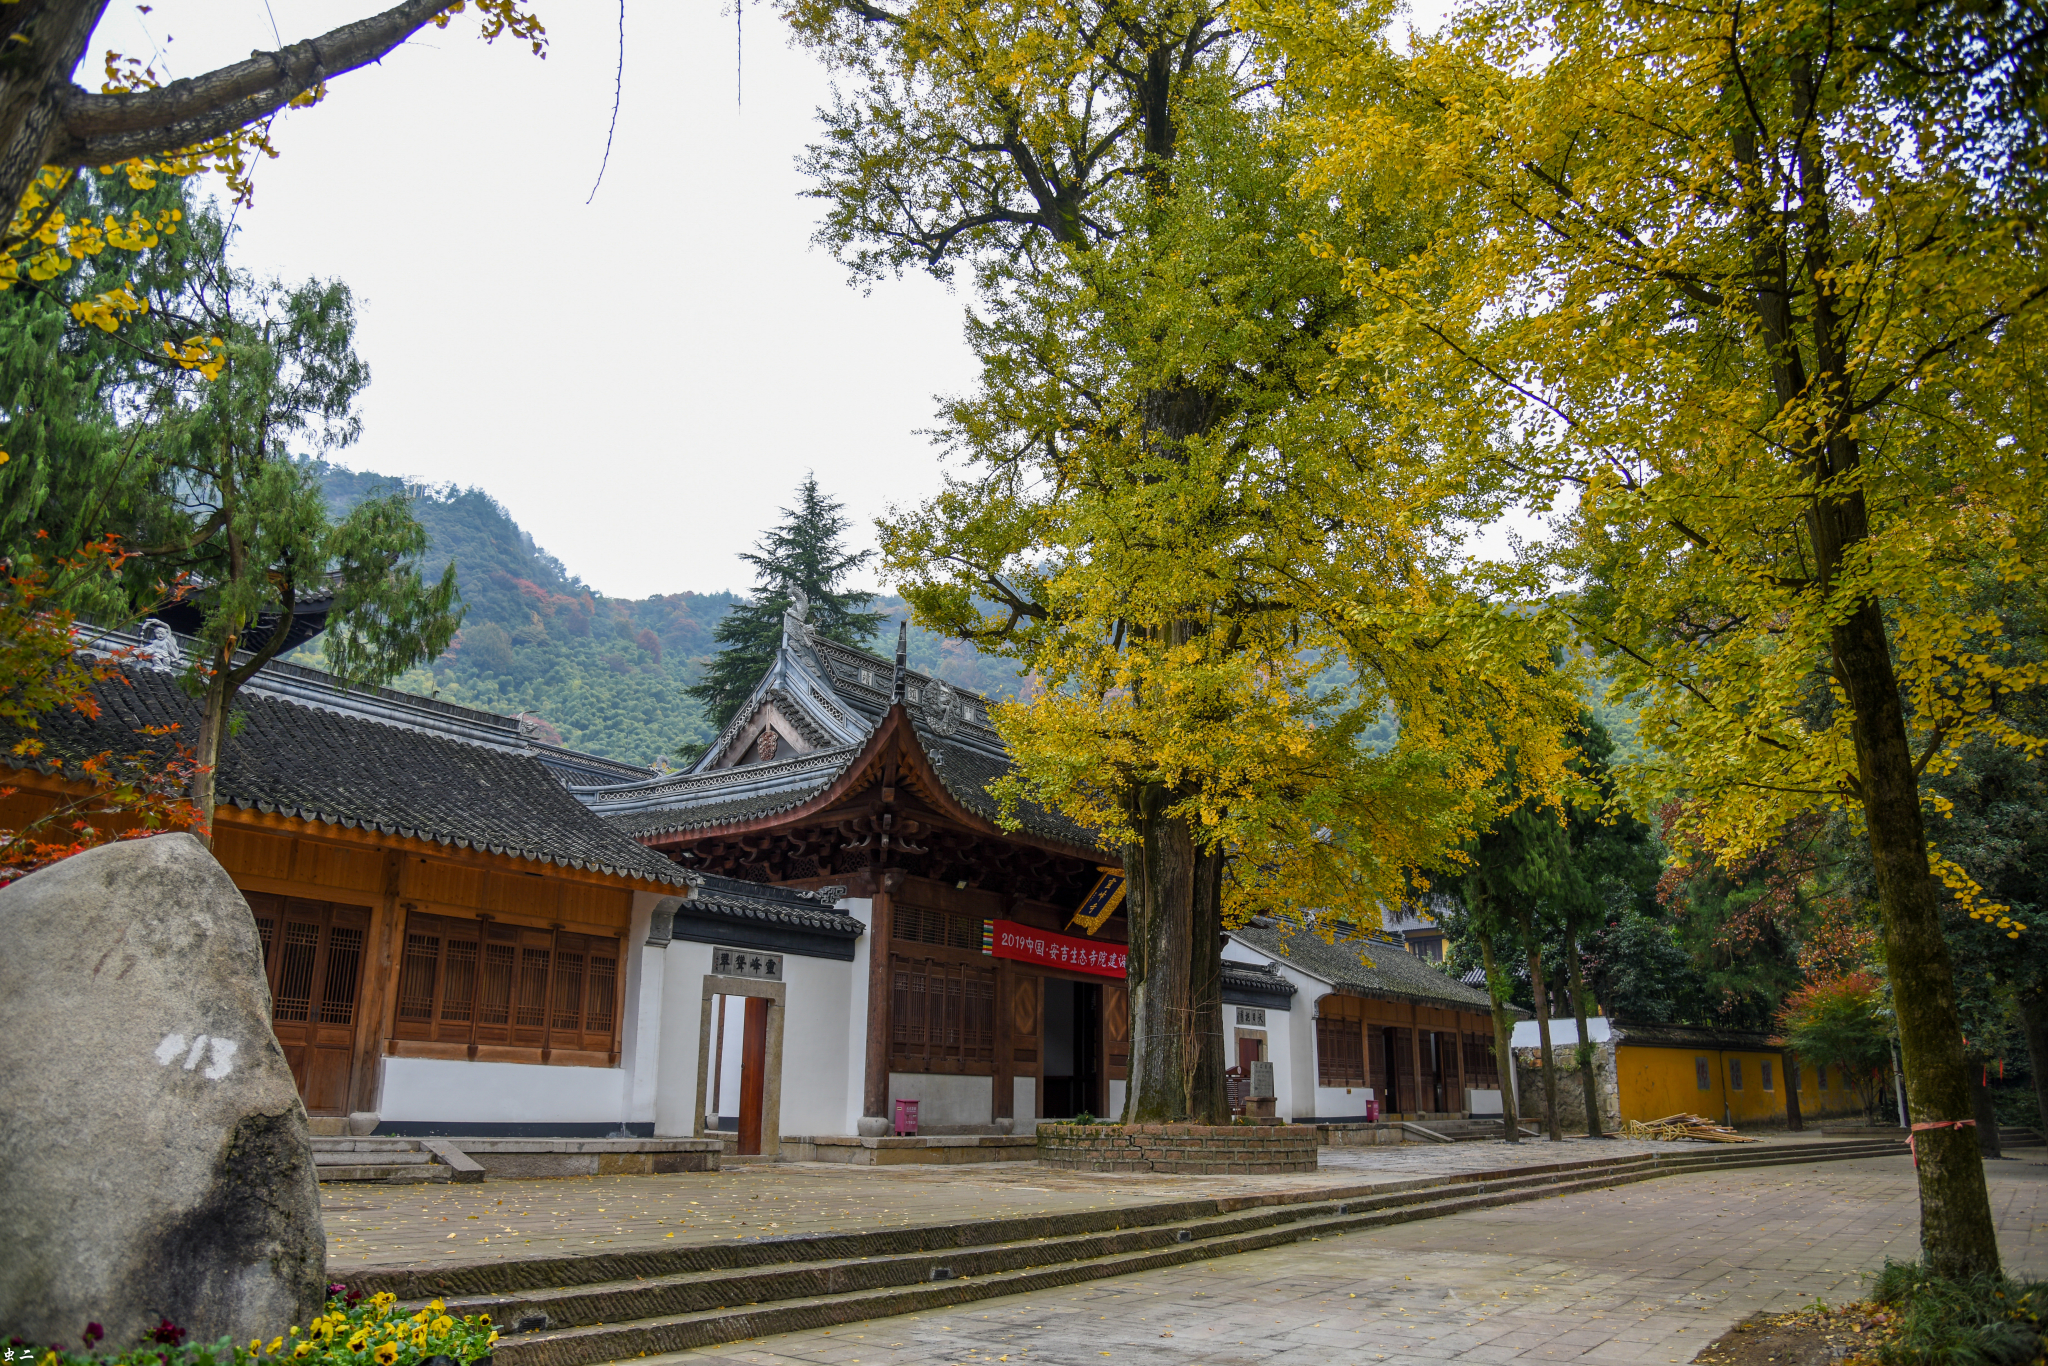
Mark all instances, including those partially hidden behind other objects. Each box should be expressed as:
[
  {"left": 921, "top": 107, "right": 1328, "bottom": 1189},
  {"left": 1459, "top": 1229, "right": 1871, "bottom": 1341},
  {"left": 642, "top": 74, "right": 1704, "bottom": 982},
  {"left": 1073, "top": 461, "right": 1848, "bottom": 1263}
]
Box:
[
  {"left": 1066, "top": 868, "right": 1128, "bottom": 936},
  {"left": 989, "top": 920, "right": 1127, "bottom": 978}
]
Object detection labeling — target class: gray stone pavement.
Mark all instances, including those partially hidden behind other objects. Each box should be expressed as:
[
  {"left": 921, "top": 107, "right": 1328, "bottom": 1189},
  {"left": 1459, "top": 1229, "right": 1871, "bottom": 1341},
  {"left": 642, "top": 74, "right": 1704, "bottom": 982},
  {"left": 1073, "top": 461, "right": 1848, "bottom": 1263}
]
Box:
[
  {"left": 622, "top": 1152, "right": 2048, "bottom": 1366},
  {"left": 325, "top": 1133, "right": 1833, "bottom": 1270}
]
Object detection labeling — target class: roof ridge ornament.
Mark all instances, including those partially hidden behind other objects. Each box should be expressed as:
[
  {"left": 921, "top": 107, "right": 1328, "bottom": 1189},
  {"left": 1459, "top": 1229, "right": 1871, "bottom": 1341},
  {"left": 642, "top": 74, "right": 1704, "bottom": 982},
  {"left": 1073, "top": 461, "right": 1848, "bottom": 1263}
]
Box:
[{"left": 890, "top": 620, "right": 908, "bottom": 705}]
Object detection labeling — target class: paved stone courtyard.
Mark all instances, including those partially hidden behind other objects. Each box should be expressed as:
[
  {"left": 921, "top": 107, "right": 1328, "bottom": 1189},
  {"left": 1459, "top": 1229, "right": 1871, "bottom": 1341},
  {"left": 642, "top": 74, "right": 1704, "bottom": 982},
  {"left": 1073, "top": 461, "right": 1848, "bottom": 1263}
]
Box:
[
  {"left": 322, "top": 1134, "right": 1795, "bottom": 1269},
  {"left": 613, "top": 1152, "right": 2048, "bottom": 1366}
]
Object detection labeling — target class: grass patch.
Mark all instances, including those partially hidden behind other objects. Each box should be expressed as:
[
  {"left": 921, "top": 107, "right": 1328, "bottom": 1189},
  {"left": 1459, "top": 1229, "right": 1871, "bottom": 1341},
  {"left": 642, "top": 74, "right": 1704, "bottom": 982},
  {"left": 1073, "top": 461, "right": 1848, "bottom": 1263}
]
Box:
[{"left": 1861, "top": 1260, "right": 2047, "bottom": 1364}]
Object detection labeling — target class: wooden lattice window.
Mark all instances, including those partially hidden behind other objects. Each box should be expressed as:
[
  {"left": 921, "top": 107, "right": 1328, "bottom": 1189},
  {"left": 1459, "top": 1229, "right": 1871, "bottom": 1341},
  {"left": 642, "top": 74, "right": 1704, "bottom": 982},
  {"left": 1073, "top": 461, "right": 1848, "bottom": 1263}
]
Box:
[
  {"left": 394, "top": 912, "right": 620, "bottom": 1058},
  {"left": 889, "top": 953, "right": 995, "bottom": 1072},
  {"left": 1461, "top": 1030, "right": 1501, "bottom": 1088},
  {"left": 891, "top": 904, "right": 984, "bottom": 951},
  {"left": 1315, "top": 1015, "right": 1365, "bottom": 1087},
  {"left": 247, "top": 894, "right": 369, "bottom": 1114}
]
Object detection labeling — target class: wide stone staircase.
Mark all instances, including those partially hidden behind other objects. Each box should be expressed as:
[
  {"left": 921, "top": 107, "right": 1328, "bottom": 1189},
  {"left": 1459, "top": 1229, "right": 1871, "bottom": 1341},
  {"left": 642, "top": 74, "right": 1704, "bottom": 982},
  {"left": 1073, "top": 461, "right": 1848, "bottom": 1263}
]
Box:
[{"left": 342, "top": 1135, "right": 1904, "bottom": 1366}]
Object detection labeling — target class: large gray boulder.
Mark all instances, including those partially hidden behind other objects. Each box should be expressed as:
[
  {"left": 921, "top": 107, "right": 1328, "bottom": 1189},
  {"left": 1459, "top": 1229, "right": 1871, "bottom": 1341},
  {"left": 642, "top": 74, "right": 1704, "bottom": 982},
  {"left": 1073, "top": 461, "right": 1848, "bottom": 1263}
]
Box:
[{"left": 0, "top": 834, "right": 325, "bottom": 1347}]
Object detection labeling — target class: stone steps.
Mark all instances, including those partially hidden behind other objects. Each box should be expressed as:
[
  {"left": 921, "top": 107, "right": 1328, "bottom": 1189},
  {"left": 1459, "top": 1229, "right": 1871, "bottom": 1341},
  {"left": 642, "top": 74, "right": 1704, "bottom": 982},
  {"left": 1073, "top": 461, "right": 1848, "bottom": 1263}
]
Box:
[{"left": 341, "top": 1137, "right": 1901, "bottom": 1366}]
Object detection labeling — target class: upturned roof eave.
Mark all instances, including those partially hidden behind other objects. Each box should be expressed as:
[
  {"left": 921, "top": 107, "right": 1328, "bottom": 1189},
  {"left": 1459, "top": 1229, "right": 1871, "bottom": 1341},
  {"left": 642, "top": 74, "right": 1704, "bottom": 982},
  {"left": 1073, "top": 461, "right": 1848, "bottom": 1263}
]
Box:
[{"left": 635, "top": 704, "right": 1111, "bottom": 865}]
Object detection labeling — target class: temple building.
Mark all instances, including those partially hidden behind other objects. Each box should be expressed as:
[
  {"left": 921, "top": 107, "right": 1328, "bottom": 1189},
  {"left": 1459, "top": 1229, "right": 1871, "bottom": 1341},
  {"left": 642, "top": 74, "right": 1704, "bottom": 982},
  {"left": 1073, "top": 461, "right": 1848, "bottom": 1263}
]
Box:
[{"left": 5, "top": 606, "right": 1508, "bottom": 1148}]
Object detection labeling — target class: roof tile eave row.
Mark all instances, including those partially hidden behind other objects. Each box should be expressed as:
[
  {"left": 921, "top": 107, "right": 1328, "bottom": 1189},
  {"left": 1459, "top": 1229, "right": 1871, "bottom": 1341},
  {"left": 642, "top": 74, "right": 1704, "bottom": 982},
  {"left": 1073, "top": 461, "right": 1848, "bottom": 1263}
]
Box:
[{"left": 222, "top": 796, "right": 692, "bottom": 888}]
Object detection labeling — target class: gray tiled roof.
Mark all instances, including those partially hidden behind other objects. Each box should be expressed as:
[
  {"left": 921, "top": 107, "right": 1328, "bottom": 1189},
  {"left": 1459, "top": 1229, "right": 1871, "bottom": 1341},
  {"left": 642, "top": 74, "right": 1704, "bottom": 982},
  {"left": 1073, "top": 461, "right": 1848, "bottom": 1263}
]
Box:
[
  {"left": 686, "top": 873, "right": 864, "bottom": 941},
  {"left": 7, "top": 663, "right": 692, "bottom": 887},
  {"left": 1222, "top": 959, "right": 1297, "bottom": 998},
  {"left": 577, "top": 629, "right": 1104, "bottom": 854},
  {"left": 1610, "top": 1023, "right": 1781, "bottom": 1052},
  {"left": 579, "top": 747, "right": 859, "bottom": 839},
  {"left": 1231, "top": 922, "right": 1498, "bottom": 1013}
]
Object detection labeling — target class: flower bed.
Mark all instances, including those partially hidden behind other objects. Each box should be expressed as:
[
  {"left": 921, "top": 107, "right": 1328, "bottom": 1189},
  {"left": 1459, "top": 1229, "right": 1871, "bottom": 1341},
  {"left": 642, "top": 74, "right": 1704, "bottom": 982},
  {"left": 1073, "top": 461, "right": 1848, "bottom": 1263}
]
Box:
[{"left": 11, "top": 1288, "right": 495, "bottom": 1366}]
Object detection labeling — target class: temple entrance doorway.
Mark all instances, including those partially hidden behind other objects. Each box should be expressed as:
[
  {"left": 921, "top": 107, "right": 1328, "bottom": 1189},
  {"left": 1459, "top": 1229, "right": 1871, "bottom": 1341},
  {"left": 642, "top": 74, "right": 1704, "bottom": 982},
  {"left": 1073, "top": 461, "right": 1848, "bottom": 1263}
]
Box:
[
  {"left": 696, "top": 973, "right": 785, "bottom": 1159},
  {"left": 249, "top": 893, "right": 370, "bottom": 1115},
  {"left": 1040, "top": 977, "right": 1102, "bottom": 1119}
]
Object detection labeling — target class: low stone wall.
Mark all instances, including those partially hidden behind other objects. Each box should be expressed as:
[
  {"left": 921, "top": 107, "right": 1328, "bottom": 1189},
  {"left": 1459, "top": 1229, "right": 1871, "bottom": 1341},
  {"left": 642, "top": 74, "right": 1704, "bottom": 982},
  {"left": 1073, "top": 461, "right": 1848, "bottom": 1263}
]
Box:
[
  {"left": 786, "top": 1134, "right": 1039, "bottom": 1166},
  {"left": 1036, "top": 1123, "right": 1318, "bottom": 1174},
  {"left": 454, "top": 1138, "right": 721, "bottom": 1178}
]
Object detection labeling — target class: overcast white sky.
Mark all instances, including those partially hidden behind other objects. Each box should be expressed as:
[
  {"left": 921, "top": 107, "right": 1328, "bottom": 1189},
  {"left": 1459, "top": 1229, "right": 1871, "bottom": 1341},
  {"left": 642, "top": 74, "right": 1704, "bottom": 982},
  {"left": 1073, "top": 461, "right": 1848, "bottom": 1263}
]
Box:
[{"left": 85, "top": 1, "right": 1457, "bottom": 600}]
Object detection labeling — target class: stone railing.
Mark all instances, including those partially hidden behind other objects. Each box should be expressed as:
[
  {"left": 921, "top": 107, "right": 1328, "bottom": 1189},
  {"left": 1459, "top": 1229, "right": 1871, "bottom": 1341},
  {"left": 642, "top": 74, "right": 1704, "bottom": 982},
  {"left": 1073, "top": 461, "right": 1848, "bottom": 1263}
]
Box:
[{"left": 1036, "top": 1122, "right": 1318, "bottom": 1174}]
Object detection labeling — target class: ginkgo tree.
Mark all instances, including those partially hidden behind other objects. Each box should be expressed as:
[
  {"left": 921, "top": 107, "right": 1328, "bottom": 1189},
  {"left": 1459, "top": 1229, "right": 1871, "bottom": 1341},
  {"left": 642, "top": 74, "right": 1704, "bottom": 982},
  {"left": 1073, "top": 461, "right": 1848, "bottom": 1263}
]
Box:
[
  {"left": 854, "top": 60, "right": 1577, "bottom": 1121},
  {"left": 1250, "top": 0, "right": 2047, "bottom": 1275}
]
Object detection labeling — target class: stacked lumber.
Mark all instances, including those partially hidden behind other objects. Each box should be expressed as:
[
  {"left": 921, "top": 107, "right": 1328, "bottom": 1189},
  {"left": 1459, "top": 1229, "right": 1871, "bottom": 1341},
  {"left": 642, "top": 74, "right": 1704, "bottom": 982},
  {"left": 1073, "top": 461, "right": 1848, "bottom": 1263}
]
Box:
[{"left": 1618, "top": 1113, "right": 1761, "bottom": 1143}]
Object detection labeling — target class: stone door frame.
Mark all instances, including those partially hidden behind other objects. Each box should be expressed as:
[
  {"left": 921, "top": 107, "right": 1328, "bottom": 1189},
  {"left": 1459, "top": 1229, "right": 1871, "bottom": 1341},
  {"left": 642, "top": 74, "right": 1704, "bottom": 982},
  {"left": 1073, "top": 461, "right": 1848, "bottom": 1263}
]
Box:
[{"left": 692, "top": 974, "right": 785, "bottom": 1159}]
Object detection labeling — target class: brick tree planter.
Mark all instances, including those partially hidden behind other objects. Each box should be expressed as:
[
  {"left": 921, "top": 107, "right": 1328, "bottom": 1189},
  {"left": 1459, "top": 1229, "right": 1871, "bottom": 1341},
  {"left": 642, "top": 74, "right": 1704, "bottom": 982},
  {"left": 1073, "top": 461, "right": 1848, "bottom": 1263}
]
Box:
[{"left": 1036, "top": 1123, "right": 1318, "bottom": 1174}]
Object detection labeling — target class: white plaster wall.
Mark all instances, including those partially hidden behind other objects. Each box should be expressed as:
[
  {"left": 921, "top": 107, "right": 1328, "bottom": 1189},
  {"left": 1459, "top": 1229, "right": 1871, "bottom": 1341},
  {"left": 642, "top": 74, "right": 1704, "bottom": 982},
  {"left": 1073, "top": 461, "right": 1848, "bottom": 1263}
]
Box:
[
  {"left": 888, "top": 1073, "right": 993, "bottom": 1127},
  {"left": 707, "top": 995, "right": 746, "bottom": 1125},
  {"left": 1276, "top": 962, "right": 1324, "bottom": 1119},
  {"left": 1108, "top": 1079, "right": 1126, "bottom": 1120},
  {"left": 1315, "top": 1084, "right": 1375, "bottom": 1119},
  {"left": 619, "top": 891, "right": 666, "bottom": 1127},
  {"left": 842, "top": 898, "right": 873, "bottom": 1133},
  {"left": 1013, "top": 1076, "right": 1036, "bottom": 1124},
  {"left": 380, "top": 1057, "right": 623, "bottom": 1124},
  {"left": 779, "top": 952, "right": 853, "bottom": 1135},
  {"left": 653, "top": 939, "right": 716, "bottom": 1136},
  {"left": 1238, "top": 1009, "right": 1297, "bottom": 1119}
]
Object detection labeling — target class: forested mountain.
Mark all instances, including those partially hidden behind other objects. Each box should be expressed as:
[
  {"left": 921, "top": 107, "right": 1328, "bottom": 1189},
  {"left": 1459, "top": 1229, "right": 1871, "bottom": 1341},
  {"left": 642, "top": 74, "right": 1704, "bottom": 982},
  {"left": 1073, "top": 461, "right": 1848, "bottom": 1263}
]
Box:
[{"left": 294, "top": 463, "right": 1027, "bottom": 767}]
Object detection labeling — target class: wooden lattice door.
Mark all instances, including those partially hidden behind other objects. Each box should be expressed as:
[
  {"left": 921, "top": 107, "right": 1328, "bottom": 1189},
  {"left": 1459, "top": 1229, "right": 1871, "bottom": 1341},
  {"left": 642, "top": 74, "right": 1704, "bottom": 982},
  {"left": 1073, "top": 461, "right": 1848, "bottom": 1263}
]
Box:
[{"left": 249, "top": 894, "right": 371, "bottom": 1114}]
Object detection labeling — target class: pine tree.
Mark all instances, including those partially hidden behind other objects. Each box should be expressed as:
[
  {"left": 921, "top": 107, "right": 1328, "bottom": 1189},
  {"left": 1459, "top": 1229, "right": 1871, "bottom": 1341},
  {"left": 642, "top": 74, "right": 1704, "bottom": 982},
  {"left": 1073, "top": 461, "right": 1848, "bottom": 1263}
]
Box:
[{"left": 685, "top": 476, "right": 885, "bottom": 737}]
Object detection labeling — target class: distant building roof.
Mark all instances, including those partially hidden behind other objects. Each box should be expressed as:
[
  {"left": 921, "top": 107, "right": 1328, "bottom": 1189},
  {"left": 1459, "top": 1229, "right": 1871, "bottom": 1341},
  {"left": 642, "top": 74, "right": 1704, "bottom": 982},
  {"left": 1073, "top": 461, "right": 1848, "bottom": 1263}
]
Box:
[
  {"left": 1230, "top": 921, "right": 1500, "bottom": 1014},
  {"left": 1607, "top": 1023, "right": 1784, "bottom": 1052}
]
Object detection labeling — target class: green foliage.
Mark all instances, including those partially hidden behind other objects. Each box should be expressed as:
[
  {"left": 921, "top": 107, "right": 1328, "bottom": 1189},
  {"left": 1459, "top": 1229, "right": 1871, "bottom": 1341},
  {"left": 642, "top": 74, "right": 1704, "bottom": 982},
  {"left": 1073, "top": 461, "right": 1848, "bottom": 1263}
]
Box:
[
  {"left": 293, "top": 464, "right": 1026, "bottom": 768},
  {"left": 686, "top": 475, "right": 887, "bottom": 736},
  {"left": 1778, "top": 973, "right": 1893, "bottom": 1116},
  {"left": 1867, "top": 1260, "right": 2047, "bottom": 1366},
  {"left": 13, "top": 1292, "right": 496, "bottom": 1366}
]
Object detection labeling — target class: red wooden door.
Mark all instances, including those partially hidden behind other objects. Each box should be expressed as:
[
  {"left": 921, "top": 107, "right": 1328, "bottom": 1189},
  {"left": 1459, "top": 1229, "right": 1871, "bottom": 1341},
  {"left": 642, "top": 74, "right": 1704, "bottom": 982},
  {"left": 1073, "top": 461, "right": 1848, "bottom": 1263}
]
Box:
[
  {"left": 1237, "top": 1037, "right": 1264, "bottom": 1071},
  {"left": 249, "top": 894, "right": 371, "bottom": 1115},
  {"left": 737, "top": 996, "right": 769, "bottom": 1155}
]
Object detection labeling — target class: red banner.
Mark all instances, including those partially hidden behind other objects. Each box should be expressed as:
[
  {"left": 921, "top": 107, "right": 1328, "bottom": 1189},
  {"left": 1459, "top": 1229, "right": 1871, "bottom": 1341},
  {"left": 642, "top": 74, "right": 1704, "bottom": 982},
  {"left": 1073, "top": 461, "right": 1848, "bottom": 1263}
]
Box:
[{"left": 989, "top": 920, "right": 1127, "bottom": 977}]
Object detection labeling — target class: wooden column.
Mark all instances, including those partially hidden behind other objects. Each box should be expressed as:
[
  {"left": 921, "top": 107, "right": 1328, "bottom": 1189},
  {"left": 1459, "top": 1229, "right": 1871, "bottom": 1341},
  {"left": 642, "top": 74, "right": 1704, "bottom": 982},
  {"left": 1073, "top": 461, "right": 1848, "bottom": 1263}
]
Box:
[
  {"left": 1452, "top": 1017, "right": 1468, "bottom": 1112},
  {"left": 994, "top": 957, "right": 1013, "bottom": 1120},
  {"left": 1409, "top": 1002, "right": 1425, "bottom": 1116},
  {"left": 863, "top": 870, "right": 903, "bottom": 1120},
  {"left": 349, "top": 848, "right": 405, "bottom": 1116}
]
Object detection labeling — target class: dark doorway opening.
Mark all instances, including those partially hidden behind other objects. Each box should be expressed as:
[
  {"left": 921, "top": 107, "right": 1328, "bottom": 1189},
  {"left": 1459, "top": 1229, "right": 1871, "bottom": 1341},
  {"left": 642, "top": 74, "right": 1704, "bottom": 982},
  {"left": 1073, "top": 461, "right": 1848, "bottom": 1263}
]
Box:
[
  {"left": 1425, "top": 1031, "right": 1448, "bottom": 1113},
  {"left": 1040, "top": 978, "right": 1102, "bottom": 1118},
  {"left": 1379, "top": 1027, "right": 1403, "bottom": 1113}
]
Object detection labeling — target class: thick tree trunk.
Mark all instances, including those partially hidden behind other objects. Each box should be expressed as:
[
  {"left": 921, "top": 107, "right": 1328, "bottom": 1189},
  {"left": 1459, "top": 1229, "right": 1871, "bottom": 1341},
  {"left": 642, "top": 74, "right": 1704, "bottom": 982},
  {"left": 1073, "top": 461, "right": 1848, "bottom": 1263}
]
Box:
[
  {"left": 1784, "top": 1054, "right": 1803, "bottom": 1133},
  {"left": 2020, "top": 993, "right": 2048, "bottom": 1144},
  {"left": 1122, "top": 785, "right": 1197, "bottom": 1124},
  {"left": 1971, "top": 1067, "right": 2002, "bottom": 1160},
  {"left": 1186, "top": 844, "right": 1228, "bottom": 1125},
  {"left": 190, "top": 654, "right": 231, "bottom": 849},
  {"left": 1831, "top": 591, "right": 2000, "bottom": 1277},
  {"left": 1480, "top": 931, "right": 1520, "bottom": 1143},
  {"left": 0, "top": 1, "right": 106, "bottom": 220},
  {"left": 1564, "top": 921, "right": 1601, "bottom": 1137},
  {"left": 1518, "top": 910, "right": 1561, "bottom": 1142},
  {"left": 2, "top": 0, "right": 455, "bottom": 221}
]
